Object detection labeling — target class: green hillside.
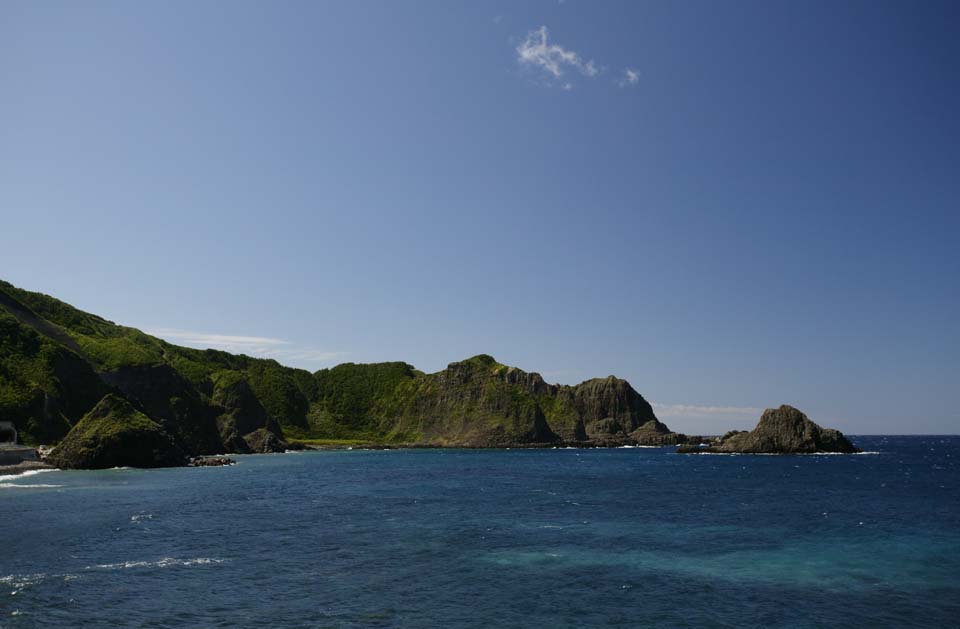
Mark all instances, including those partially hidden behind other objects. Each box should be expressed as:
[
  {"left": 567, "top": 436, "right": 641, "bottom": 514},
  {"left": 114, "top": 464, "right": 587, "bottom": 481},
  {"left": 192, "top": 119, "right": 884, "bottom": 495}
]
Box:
[{"left": 0, "top": 279, "right": 689, "bottom": 465}]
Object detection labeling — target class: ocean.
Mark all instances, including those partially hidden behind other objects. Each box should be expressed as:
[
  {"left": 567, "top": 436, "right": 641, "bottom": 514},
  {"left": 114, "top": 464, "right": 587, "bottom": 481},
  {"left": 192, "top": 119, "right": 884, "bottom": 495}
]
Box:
[{"left": 2, "top": 436, "right": 958, "bottom": 627}]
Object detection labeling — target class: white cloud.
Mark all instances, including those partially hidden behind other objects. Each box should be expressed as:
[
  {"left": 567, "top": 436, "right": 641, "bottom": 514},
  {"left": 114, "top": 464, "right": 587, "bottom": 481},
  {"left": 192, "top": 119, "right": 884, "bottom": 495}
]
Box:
[
  {"left": 143, "top": 327, "right": 343, "bottom": 365},
  {"left": 652, "top": 402, "right": 764, "bottom": 435},
  {"left": 652, "top": 403, "right": 763, "bottom": 419},
  {"left": 516, "top": 26, "right": 599, "bottom": 86},
  {"left": 619, "top": 67, "right": 640, "bottom": 87},
  {"left": 651, "top": 402, "right": 764, "bottom": 435}
]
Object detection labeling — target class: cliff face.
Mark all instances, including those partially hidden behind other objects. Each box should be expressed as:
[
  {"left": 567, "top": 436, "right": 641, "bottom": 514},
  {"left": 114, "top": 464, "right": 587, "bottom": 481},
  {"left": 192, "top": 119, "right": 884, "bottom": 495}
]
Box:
[
  {"left": 386, "top": 355, "right": 558, "bottom": 446},
  {"left": 0, "top": 279, "right": 686, "bottom": 463},
  {"left": 679, "top": 405, "right": 859, "bottom": 454},
  {"left": 312, "top": 355, "right": 688, "bottom": 447},
  {"left": 564, "top": 376, "right": 660, "bottom": 440}
]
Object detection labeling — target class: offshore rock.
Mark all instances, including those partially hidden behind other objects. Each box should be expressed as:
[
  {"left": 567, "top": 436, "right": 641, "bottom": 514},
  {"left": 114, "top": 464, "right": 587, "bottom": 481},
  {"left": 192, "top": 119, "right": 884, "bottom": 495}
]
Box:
[{"left": 678, "top": 405, "right": 859, "bottom": 454}]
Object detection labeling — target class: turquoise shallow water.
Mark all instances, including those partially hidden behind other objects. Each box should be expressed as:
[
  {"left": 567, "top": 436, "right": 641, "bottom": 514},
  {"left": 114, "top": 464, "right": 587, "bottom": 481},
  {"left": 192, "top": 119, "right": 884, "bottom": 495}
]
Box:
[{"left": 2, "top": 436, "right": 958, "bottom": 627}]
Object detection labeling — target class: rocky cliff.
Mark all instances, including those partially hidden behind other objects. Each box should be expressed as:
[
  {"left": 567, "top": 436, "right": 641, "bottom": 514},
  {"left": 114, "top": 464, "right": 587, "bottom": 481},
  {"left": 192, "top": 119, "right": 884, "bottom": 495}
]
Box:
[
  {"left": 311, "top": 354, "right": 690, "bottom": 447},
  {"left": 678, "top": 405, "right": 859, "bottom": 454},
  {"left": 0, "top": 278, "right": 691, "bottom": 467}
]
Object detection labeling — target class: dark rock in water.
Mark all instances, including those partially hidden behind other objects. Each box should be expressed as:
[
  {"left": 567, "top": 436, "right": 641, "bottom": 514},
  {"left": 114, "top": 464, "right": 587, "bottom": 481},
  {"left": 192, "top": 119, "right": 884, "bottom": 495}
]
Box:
[
  {"left": 678, "top": 405, "right": 859, "bottom": 454},
  {"left": 46, "top": 394, "right": 187, "bottom": 469},
  {"left": 190, "top": 455, "right": 235, "bottom": 467}
]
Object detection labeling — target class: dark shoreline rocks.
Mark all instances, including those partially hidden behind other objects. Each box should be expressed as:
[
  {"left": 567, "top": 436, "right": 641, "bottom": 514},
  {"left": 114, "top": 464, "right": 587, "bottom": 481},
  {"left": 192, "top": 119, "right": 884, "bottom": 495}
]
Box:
[
  {"left": 0, "top": 460, "right": 55, "bottom": 476},
  {"left": 677, "top": 405, "right": 859, "bottom": 454},
  {"left": 189, "top": 455, "right": 236, "bottom": 467}
]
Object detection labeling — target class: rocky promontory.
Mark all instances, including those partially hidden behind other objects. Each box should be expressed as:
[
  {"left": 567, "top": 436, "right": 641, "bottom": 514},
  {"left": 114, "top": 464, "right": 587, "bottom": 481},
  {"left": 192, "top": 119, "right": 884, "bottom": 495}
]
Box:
[
  {"left": 46, "top": 394, "right": 187, "bottom": 469},
  {"left": 677, "top": 405, "right": 859, "bottom": 454}
]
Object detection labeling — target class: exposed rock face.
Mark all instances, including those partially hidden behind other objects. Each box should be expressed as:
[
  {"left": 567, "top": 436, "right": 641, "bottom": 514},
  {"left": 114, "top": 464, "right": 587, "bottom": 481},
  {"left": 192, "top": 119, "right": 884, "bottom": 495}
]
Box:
[
  {"left": 212, "top": 373, "right": 288, "bottom": 453},
  {"left": 570, "top": 376, "right": 658, "bottom": 438},
  {"left": 678, "top": 405, "right": 859, "bottom": 454},
  {"left": 391, "top": 355, "right": 558, "bottom": 446},
  {"left": 46, "top": 394, "right": 186, "bottom": 469},
  {"left": 378, "top": 355, "right": 689, "bottom": 447}
]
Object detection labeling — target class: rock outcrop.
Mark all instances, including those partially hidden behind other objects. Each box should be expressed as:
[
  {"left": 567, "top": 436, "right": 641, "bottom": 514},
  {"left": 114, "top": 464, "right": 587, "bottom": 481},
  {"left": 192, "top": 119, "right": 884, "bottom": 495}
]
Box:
[
  {"left": 678, "top": 405, "right": 859, "bottom": 454},
  {"left": 46, "top": 394, "right": 187, "bottom": 469}
]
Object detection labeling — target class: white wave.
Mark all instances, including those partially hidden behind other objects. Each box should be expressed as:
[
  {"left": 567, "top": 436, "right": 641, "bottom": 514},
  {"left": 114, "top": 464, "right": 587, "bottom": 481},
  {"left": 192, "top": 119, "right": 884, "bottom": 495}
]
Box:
[
  {"left": 87, "top": 557, "right": 225, "bottom": 571},
  {"left": 3, "top": 571, "right": 81, "bottom": 592},
  {"left": 1, "top": 573, "right": 49, "bottom": 589},
  {"left": 0, "top": 469, "right": 58, "bottom": 483},
  {"left": 0, "top": 483, "right": 63, "bottom": 489}
]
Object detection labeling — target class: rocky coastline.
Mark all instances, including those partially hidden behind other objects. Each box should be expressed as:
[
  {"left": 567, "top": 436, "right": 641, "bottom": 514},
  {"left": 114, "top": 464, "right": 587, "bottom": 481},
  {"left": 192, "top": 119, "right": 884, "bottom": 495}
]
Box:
[{"left": 0, "top": 279, "right": 861, "bottom": 471}]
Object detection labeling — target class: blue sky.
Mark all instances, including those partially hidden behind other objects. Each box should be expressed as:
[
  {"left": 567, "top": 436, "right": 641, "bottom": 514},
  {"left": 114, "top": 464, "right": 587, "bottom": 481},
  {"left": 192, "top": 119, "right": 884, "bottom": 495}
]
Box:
[{"left": 1, "top": 1, "right": 957, "bottom": 434}]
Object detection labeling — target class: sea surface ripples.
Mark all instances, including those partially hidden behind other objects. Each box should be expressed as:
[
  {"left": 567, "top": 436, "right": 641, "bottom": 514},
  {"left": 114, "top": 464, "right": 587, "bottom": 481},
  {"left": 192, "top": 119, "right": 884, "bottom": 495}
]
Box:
[{"left": 2, "top": 436, "right": 958, "bottom": 627}]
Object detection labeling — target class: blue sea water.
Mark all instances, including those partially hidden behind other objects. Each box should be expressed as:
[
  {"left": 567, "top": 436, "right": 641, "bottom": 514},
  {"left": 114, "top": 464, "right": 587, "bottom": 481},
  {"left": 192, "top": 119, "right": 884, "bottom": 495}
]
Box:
[{"left": 2, "top": 436, "right": 958, "bottom": 627}]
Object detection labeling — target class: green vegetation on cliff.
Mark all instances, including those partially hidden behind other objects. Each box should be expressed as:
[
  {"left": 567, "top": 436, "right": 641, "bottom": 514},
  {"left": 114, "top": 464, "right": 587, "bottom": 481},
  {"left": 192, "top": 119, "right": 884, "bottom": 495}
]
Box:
[
  {"left": 0, "top": 278, "right": 685, "bottom": 463},
  {"left": 0, "top": 308, "right": 109, "bottom": 444}
]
